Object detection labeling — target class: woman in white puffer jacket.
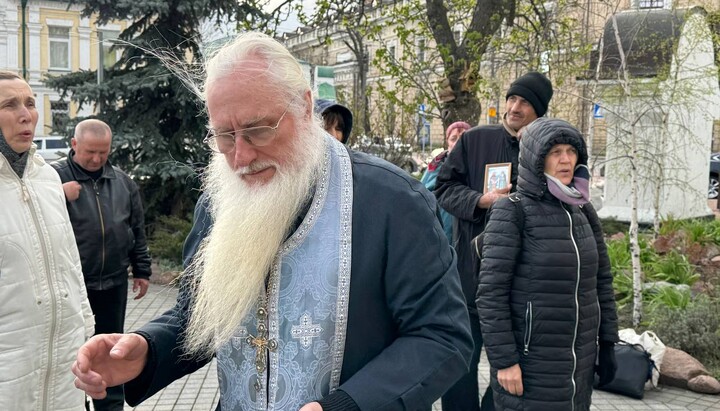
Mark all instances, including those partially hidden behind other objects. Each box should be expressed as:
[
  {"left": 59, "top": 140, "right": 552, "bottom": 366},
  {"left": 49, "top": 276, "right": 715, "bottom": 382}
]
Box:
[{"left": 0, "top": 70, "right": 94, "bottom": 410}]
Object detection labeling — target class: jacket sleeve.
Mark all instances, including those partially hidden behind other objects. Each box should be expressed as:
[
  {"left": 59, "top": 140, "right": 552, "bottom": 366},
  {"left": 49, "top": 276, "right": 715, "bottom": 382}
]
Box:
[
  {"left": 124, "top": 198, "right": 212, "bottom": 405},
  {"left": 476, "top": 198, "right": 523, "bottom": 370},
  {"left": 127, "top": 177, "right": 152, "bottom": 279},
  {"left": 434, "top": 133, "right": 485, "bottom": 223},
  {"left": 336, "top": 167, "right": 473, "bottom": 410},
  {"left": 584, "top": 204, "right": 619, "bottom": 344},
  {"left": 124, "top": 277, "right": 210, "bottom": 406}
]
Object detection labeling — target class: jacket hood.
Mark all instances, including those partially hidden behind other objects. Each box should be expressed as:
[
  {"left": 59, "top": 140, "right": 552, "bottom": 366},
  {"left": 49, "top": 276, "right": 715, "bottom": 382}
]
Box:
[
  {"left": 314, "top": 99, "right": 353, "bottom": 143},
  {"left": 517, "top": 118, "right": 588, "bottom": 199}
]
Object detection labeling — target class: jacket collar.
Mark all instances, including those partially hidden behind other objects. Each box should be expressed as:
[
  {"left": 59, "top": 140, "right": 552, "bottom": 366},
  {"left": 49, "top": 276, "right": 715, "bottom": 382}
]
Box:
[
  {"left": 0, "top": 145, "right": 43, "bottom": 178},
  {"left": 66, "top": 149, "right": 117, "bottom": 181},
  {"left": 501, "top": 115, "right": 519, "bottom": 138}
]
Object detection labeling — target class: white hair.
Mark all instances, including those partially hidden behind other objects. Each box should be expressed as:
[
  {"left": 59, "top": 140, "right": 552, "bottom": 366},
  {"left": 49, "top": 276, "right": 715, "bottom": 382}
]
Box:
[{"left": 203, "top": 32, "right": 311, "bottom": 118}]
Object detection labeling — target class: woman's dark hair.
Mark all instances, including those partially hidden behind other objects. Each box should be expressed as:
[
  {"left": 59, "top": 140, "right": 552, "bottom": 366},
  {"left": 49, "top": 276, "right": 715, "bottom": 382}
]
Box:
[{"left": 323, "top": 111, "right": 345, "bottom": 131}]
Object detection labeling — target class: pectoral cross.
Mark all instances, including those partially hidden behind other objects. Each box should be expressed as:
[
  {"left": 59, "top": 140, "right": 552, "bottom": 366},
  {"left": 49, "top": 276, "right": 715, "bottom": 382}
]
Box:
[{"left": 246, "top": 304, "right": 278, "bottom": 392}]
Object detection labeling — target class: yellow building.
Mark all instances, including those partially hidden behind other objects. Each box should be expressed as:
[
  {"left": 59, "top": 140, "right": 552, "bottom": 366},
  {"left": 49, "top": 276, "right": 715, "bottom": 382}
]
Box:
[{"left": 0, "top": 0, "right": 127, "bottom": 139}]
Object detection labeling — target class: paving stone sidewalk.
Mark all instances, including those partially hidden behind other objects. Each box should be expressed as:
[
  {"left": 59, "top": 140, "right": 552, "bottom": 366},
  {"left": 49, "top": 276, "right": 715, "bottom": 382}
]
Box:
[{"left": 122, "top": 283, "right": 720, "bottom": 411}]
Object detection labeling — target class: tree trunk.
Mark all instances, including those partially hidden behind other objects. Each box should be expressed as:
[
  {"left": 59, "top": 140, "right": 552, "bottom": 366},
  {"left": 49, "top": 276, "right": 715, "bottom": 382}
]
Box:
[
  {"left": 629, "top": 125, "right": 643, "bottom": 328},
  {"left": 612, "top": 14, "right": 643, "bottom": 326}
]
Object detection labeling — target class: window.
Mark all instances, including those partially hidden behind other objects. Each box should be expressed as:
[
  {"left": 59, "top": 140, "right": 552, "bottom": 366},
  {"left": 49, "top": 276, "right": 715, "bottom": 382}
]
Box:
[
  {"left": 46, "top": 138, "right": 68, "bottom": 149},
  {"left": 417, "top": 37, "right": 426, "bottom": 63},
  {"left": 388, "top": 40, "right": 397, "bottom": 61},
  {"left": 638, "top": 0, "right": 663, "bottom": 8},
  {"left": 50, "top": 101, "right": 70, "bottom": 134},
  {"left": 100, "top": 30, "right": 120, "bottom": 68},
  {"left": 49, "top": 26, "right": 70, "bottom": 70}
]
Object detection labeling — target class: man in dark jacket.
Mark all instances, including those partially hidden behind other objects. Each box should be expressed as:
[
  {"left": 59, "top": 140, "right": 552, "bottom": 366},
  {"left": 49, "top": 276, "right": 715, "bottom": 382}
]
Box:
[
  {"left": 434, "top": 71, "right": 553, "bottom": 411},
  {"left": 52, "top": 119, "right": 152, "bottom": 411},
  {"left": 70, "top": 32, "right": 472, "bottom": 411}
]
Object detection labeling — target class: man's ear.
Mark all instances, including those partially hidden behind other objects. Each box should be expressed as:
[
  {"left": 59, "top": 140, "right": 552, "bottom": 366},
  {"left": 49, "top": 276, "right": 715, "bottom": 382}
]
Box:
[
  {"left": 71, "top": 137, "right": 77, "bottom": 150},
  {"left": 304, "top": 90, "right": 313, "bottom": 120}
]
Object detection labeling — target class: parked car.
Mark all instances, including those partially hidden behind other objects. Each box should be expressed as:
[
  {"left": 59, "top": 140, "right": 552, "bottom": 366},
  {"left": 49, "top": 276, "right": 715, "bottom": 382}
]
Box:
[
  {"left": 33, "top": 136, "right": 70, "bottom": 162},
  {"left": 710, "top": 153, "right": 720, "bottom": 199},
  {"left": 351, "top": 136, "right": 419, "bottom": 174}
]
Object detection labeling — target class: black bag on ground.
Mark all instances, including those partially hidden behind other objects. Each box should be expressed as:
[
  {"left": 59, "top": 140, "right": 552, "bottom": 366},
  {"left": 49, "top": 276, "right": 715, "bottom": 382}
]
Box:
[{"left": 594, "top": 341, "right": 656, "bottom": 399}]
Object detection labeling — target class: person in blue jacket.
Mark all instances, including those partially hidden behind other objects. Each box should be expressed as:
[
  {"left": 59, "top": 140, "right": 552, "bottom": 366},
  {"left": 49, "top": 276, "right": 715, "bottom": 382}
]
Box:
[
  {"left": 71, "top": 32, "right": 472, "bottom": 411},
  {"left": 315, "top": 98, "right": 353, "bottom": 144},
  {"left": 421, "top": 121, "right": 471, "bottom": 244}
]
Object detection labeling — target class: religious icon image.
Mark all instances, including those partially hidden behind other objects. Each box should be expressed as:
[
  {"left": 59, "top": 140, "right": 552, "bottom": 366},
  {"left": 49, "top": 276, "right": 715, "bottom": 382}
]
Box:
[{"left": 483, "top": 162, "right": 512, "bottom": 194}]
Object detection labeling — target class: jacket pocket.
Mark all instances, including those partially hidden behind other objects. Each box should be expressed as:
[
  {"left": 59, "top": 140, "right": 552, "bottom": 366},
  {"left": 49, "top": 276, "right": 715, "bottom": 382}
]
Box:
[{"left": 523, "top": 301, "right": 533, "bottom": 355}]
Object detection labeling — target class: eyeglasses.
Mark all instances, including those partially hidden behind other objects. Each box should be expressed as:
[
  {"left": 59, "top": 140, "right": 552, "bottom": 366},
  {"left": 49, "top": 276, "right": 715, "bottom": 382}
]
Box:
[{"left": 203, "top": 108, "right": 289, "bottom": 153}]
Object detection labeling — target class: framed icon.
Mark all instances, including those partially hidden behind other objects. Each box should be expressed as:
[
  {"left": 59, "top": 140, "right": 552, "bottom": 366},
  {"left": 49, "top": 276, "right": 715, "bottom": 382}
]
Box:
[{"left": 483, "top": 162, "right": 512, "bottom": 194}]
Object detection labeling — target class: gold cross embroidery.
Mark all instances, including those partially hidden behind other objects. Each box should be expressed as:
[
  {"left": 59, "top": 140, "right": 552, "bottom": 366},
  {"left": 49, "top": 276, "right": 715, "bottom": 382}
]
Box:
[{"left": 245, "top": 304, "right": 278, "bottom": 391}]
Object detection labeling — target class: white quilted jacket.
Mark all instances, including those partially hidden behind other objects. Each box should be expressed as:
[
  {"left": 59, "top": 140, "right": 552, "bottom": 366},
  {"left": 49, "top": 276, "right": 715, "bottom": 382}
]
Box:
[{"left": 0, "top": 148, "right": 94, "bottom": 410}]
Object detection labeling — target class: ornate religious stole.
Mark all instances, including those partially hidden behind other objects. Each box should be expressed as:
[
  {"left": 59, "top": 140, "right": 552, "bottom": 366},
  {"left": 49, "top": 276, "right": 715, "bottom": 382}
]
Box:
[{"left": 216, "top": 136, "right": 353, "bottom": 410}]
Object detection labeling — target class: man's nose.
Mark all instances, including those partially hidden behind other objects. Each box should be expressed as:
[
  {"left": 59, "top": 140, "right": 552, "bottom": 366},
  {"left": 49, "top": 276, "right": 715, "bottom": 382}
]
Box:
[{"left": 230, "top": 135, "right": 258, "bottom": 169}]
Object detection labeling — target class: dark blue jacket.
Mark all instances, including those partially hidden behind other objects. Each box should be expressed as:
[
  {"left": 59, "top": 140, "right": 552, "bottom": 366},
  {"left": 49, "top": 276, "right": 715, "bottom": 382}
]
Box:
[{"left": 125, "top": 150, "right": 473, "bottom": 411}]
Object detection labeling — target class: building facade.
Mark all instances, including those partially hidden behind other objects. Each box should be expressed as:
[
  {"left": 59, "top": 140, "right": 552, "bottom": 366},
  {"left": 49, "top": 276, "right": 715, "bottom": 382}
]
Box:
[{"left": 0, "top": 0, "right": 126, "bottom": 140}]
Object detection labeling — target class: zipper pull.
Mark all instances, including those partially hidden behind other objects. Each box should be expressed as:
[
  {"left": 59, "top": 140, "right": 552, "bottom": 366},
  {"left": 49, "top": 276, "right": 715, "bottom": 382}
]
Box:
[{"left": 21, "top": 183, "right": 30, "bottom": 202}]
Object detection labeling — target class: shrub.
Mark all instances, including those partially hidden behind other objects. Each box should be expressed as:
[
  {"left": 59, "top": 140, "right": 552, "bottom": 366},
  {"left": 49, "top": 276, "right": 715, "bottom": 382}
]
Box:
[
  {"left": 648, "top": 251, "right": 700, "bottom": 286},
  {"left": 148, "top": 214, "right": 193, "bottom": 267},
  {"left": 648, "top": 296, "right": 720, "bottom": 375},
  {"left": 600, "top": 217, "right": 629, "bottom": 237}
]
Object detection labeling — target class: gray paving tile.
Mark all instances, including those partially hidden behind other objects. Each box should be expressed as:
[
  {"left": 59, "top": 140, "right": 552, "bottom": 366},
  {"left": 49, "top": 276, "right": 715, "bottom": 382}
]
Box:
[{"left": 120, "top": 283, "right": 720, "bottom": 411}]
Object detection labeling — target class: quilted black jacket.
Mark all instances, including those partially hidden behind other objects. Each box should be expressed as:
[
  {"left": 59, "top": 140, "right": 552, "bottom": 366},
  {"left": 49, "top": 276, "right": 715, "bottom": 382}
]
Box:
[{"left": 477, "top": 119, "right": 619, "bottom": 411}]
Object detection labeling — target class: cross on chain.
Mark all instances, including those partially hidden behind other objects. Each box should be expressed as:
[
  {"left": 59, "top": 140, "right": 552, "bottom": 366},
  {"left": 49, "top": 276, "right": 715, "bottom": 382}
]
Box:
[{"left": 245, "top": 303, "right": 277, "bottom": 392}]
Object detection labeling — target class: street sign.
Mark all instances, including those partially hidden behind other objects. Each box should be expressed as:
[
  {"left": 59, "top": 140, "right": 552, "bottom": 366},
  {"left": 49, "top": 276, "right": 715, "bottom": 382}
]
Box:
[{"left": 593, "top": 103, "right": 604, "bottom": 119}]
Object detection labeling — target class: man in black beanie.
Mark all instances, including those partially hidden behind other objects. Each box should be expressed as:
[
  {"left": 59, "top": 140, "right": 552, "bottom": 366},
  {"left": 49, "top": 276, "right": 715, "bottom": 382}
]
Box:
[{"left": 434, "top": 71, "right": 553, "bottom": 411}]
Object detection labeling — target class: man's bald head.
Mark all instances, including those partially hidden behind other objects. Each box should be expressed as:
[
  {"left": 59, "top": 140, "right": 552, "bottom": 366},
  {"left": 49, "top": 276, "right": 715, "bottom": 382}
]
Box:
[
  {"left": 74, "top": 119, "right": 112, "bottom": 143},
  {"left": 71, "top": 119, "right": 113, "bottom": 172}
]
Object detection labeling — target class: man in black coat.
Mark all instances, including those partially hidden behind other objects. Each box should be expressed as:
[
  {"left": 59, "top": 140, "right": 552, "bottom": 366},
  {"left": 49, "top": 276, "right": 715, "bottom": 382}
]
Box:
[
  {"left": 52, "top": 119, "right": 152, "bottom": 411},
  {"left": 434, "top": 71, "right": 553, "bottom": 411},
  {"left": 70, "top": 32, "right": 472, "bottom": 411}
]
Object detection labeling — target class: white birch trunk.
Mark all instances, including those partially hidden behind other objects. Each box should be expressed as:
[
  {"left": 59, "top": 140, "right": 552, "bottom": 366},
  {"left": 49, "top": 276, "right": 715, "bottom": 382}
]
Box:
[{"left": 612, "top": 14, "right": 643, "bottom": 326}]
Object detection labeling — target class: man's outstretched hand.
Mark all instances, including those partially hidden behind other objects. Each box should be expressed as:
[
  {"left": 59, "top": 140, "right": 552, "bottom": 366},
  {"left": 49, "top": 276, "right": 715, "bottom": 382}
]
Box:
[{"left": 72, "top": 333, "right": 149, "bottom": 399}]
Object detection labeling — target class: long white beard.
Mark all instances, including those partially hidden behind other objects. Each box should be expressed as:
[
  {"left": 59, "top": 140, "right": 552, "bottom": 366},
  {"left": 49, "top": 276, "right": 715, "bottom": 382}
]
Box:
[{"left": 184, "top": 120, "right": 327, "bottom": 357}]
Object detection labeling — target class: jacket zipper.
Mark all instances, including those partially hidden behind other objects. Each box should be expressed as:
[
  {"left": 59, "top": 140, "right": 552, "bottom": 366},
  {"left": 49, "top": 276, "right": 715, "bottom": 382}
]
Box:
[
  {"left": 562, "top": 203, "right": 581, "bottom": 411},
  {"left": 524, "top": 301, "right": 533, "bottom": 355},
  {"left": 18, "top": 178, "right": 58, "bottom": 410},
  {"left": 93, "top": 181, "right": 106, "bottom": 281},
  {"left": 596, "top": 299, "right": 602, "bottom": 346}
]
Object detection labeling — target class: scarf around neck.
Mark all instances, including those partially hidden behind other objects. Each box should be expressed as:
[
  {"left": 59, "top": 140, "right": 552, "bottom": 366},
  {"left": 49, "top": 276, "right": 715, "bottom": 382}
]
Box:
[
  {"left": 0, "top": 132, "right": 29, "bottom": 178},
  {"left": 544, "top": 164, "right": 590, "bottom": 206}
]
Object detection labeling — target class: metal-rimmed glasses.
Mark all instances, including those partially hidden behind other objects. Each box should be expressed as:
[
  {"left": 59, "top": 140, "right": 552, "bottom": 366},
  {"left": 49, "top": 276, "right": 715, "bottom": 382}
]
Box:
[{"left": 203, "top": 108, "right": 289, "bottom": 153}]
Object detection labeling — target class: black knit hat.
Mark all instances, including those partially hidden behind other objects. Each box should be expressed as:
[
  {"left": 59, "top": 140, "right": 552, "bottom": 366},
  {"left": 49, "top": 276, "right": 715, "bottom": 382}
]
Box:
[{"left": 505, "top": 71, "right": 554, "bottom": 117}]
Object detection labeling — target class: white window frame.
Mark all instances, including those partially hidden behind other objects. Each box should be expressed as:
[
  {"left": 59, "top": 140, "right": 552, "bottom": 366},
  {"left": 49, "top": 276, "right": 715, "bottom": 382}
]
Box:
[
  {"left": 416, "top": 37, "right": 426, "bottom": 63},
  {"left": 388, "top": 40, "right": 397, "bottom": 61},
  {"left": 47, "top": 20, "right": 73, "bottom": 72}
]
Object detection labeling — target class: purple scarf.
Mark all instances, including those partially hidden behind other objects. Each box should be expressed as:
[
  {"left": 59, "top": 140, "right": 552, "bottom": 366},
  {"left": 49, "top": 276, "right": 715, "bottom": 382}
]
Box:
[{"left": 545, "top": 164, "right": 590, "bottom": 206}]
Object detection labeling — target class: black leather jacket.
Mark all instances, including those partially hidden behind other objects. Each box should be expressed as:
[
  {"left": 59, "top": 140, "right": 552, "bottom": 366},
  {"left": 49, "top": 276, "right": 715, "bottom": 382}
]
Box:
[{"left": 52, "top": 150, "right": 152, "bottom": 290}]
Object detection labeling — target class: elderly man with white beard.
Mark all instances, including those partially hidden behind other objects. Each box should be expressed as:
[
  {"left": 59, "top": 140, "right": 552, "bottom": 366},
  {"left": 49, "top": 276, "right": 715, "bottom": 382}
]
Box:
[{"left": 71, "top": 32, "right": 472, "bottom": 411}]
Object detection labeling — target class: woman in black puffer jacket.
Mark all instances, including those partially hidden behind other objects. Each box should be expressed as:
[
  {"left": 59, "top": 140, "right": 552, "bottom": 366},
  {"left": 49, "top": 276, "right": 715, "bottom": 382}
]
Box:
[{"left": 477, "top": 118, "right": 619, "bottom": 411}]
